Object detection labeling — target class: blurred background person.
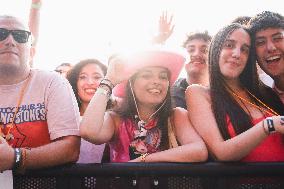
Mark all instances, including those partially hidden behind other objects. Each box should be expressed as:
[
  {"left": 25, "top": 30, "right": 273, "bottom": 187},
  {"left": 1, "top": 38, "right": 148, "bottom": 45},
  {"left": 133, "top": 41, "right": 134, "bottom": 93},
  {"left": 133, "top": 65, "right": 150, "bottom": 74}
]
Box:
[
  {"left": 55, "top": 63, "right": 73, "bottom": 78},
  {"left": 173, "top": 31, "right": 211, "bottom": 109}
]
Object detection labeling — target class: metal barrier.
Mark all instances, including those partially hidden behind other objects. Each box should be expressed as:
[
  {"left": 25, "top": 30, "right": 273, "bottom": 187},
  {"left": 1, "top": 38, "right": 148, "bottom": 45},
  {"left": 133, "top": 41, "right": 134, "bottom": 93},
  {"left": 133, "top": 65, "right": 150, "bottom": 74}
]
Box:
[{"left": 14, "top": 162, "right": 284, "bottom": 189}]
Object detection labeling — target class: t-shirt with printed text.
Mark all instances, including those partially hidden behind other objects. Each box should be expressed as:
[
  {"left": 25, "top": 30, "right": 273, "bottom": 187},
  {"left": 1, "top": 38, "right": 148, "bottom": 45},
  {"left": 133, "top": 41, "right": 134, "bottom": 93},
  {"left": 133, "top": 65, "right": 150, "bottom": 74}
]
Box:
[{"left": 0, "top": 69, "right": 80, "bottom": 148}]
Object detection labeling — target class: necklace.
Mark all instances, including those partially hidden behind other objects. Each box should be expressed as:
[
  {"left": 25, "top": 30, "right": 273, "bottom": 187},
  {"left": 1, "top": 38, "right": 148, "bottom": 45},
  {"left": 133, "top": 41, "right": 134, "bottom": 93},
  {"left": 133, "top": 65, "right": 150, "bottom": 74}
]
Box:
[
  {"left": 0, "top": 73, "right": 31, "bottom": 142},
  {"left": 229, "top": 88, "right": 279, "bottom": 116}
]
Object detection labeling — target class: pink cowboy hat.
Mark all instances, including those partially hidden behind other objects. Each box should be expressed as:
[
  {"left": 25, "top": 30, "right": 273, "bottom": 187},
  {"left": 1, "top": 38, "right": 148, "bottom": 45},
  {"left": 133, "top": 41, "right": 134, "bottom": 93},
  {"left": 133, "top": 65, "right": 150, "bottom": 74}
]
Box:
[{"left": 113, "top": 50, "right": 186, "bottom": 97}]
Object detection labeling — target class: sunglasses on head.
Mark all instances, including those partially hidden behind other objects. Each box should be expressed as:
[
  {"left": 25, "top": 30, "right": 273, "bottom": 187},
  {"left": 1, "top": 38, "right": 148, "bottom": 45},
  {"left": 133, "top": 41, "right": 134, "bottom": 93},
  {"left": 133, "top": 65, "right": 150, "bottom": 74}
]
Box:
[{"left": 0, "top": 28, "right": 31, "bottom": 43}]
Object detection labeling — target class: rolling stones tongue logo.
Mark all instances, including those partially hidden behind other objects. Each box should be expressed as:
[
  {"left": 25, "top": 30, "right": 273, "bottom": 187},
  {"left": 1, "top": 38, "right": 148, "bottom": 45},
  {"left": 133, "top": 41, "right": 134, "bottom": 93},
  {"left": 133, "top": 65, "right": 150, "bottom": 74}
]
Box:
[
  {"left": 0, "top": 123, "right": 14, "bottom": 141},
  {"left": 0, "top": 122, "right": 26, "bottom": 147}
]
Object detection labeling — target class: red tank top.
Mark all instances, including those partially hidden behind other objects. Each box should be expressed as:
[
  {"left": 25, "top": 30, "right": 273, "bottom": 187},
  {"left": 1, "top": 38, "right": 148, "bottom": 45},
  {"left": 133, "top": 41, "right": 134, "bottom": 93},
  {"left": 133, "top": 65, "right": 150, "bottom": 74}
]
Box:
[{"left": 227, "top": 115, "right": 284, "bottom": 162}]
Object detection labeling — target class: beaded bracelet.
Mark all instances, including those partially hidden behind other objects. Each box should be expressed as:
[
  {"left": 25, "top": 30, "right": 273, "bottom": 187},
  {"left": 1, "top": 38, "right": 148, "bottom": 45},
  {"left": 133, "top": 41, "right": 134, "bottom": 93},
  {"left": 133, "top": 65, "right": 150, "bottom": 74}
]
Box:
[
  {"left": 98, "top": 83, "right": 113, "bottom": 95},
  {"left": 17, "top": 148, "right": 27, "bottom": 174},
  {"left": 140, "top": 153, "right": 149, "bottom": 162},
  {"left": 100, "top": 79, "right": 114, "bottom": 90},
  {"left": 96, "top": 87, "right": 111, "bottom": 99}
]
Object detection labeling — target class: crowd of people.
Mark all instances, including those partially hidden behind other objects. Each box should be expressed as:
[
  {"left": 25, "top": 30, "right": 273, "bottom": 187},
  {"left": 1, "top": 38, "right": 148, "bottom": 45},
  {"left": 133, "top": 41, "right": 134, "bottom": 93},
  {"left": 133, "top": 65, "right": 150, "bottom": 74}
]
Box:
[{"left": 0, "top": 1, "right": 284, "bottom": 187}]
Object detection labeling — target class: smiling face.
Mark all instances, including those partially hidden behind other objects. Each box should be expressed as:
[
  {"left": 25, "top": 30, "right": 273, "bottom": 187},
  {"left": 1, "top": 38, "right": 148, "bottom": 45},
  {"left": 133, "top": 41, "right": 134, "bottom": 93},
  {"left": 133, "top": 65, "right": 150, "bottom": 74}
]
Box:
[
  {"left": 185, "top": 38, "right": 209, "bottom": 77},
  {"left": 219, "top": 28, "right": 251, "bottom": 80},
  {"left": 0, "top": 17, "right": 31, "bottom": 77},
  {"left": 132, "top": 66, "right": 170, "bottom": 107},
  {"left": 255, "top": 28, "right": 284, "bottom": 79},
  {"left": 77, "top": 63, "right": 105, "bottom": 104}
]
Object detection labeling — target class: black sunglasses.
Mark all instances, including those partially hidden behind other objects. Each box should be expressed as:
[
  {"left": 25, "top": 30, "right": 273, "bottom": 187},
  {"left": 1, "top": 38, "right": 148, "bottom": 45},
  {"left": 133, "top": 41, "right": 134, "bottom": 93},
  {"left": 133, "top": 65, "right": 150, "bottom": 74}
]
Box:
[{"left": 0, "top": 28, "right": 31, "bottom": 43}]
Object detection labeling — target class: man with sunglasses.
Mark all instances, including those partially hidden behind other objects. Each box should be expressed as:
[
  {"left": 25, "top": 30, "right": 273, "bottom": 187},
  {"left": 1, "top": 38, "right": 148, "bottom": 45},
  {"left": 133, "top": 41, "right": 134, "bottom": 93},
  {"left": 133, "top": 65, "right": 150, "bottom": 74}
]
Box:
[
  {"left": 0, "top": 16, "right": 80, "bottom": 173},
  {"left": 249, "top": 11, "right": 284, "bottom": 104}
]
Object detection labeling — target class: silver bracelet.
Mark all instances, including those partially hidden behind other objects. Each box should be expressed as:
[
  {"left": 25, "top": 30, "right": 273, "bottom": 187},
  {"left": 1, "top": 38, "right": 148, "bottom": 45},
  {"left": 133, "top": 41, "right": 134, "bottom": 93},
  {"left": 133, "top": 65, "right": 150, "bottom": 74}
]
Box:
[{"left": 96, "top": 87, "right": 111, "bottom": 99}]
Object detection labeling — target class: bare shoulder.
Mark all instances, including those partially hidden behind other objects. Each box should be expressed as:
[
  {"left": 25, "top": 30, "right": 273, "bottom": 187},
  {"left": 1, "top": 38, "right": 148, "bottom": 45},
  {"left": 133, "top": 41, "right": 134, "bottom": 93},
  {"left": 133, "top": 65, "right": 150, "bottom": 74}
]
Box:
[
  {"left": 186, "top": 84, "right": 210, "bottom": 100},
  {"left": 172, "top": 107, "right": 188, "bottom": 116}
]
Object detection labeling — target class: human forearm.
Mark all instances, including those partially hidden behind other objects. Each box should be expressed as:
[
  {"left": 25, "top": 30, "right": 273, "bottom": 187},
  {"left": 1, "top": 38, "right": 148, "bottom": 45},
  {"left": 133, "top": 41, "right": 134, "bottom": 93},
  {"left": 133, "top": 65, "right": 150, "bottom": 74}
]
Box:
[
  {"left": 80, "top": 90, "right": 109, "bottom": 143},
  {"left": 211, "top": 122, "right": 267, "bottom": 161},
  {"left": 24, "top": 136, "right": 80, "bottom": 170},
  {"left": 131, "top": 142, "right": 207, "bottom": 163},
  {"left": 29, "top": 0, "right": 41, "bottom": 46}
]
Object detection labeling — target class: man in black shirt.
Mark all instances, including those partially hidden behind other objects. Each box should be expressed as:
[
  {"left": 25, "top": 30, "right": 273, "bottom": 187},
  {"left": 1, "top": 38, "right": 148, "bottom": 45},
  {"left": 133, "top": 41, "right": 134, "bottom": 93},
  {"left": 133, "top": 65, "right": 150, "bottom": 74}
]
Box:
[{"left": 172, "top": 32, "right": 211, "bottom": 109}]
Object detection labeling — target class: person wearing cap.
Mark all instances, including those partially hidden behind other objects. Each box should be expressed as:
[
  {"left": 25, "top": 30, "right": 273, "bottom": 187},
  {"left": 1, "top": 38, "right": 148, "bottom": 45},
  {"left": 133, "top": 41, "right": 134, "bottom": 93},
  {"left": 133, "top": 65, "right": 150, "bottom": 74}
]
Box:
[
  {"left": 248, "top": 11, "right": 284, "bottom": 104},
  {"left": 80, "top": 50, "right": 208, "bottom": 163},
  {"left": 186, "top": 23, "right": 284, "bottom": 162}
]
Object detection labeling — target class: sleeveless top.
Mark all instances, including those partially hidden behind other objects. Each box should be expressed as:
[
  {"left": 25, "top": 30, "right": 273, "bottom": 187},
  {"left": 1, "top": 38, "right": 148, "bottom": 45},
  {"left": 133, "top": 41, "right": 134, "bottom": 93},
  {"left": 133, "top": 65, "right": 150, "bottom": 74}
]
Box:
[
  {"left": 109, "top": 118, "right": 161, "bottom": 162},
  {"left": 227, "top": 114, "right": 284, "bottom": 162}
]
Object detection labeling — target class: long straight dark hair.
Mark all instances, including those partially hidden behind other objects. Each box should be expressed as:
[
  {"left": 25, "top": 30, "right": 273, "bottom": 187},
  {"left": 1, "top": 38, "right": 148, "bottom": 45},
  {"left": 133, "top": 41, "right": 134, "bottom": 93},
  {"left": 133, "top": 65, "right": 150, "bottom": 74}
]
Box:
[
  {"left": 209, "top": 23, "right": 283, "bottom": 140},
  {"left": 116, "top": 70, "right": 172, "bottom": 150}
]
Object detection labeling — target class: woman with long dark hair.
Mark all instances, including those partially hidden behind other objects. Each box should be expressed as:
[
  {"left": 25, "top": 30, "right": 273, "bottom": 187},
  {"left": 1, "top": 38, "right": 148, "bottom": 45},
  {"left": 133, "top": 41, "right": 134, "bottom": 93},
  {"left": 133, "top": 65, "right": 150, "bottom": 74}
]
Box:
[
  {"left": 80, "top": 50, "right": 207, "bottom": 162},
  {"left": 67, "top": 59, "right": 107, "bottom": 163},
  {"left": 186, "top": 23, "right": 284, "bottom": 162}
]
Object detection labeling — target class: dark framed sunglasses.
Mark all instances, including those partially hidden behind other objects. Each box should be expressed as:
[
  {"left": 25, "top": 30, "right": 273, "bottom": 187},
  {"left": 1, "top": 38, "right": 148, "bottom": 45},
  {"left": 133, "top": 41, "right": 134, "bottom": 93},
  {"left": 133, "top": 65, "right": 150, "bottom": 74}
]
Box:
[{"left": 0, "top": 28, "right": 31, "bottom": 43}]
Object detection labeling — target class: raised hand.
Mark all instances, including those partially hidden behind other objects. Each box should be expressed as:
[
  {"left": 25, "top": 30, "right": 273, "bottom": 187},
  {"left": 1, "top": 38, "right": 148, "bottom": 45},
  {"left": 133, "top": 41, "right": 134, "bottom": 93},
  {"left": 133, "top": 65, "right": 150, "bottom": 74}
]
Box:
[{"left": 153, "top": 11, "right": 175, "bottom": 44}]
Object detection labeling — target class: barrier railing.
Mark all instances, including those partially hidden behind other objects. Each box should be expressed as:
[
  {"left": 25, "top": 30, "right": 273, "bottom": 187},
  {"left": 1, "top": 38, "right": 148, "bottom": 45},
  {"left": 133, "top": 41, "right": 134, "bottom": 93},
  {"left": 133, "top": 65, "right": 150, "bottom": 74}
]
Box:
[{"left": 14, "top": 162, "right": 284, "bottom": 189}]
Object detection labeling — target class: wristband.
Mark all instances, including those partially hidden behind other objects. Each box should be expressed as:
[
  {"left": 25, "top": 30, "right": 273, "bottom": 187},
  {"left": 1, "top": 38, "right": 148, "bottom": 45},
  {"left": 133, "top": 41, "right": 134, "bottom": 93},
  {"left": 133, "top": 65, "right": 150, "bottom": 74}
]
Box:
[
  {"left": 100, "top": 79, "right": 114, "bottom": 90},
  {"left": 266, "top": 118, "right": 275, "bottom": 133},
  {"left": 31, "top": 2, "right": 42, "bottom": 9},
  {"left": 98, "top": 83, "right": 113, "bottom": 95},
  {"left": 13, "top": 148, "right": 22, "bottom": 171},
  {"left": 96, "top": 87, "right": 111, "bottom": 99},
  {"left": 17, "top": 148, "right": 27, "bottom": 174}
]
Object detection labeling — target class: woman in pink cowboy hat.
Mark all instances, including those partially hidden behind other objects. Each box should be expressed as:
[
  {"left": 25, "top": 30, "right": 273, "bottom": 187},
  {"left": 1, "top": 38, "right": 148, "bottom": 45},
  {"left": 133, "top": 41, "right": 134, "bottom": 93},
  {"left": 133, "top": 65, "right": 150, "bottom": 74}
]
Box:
[{"left": 80, "top": 49, "right": 207, "bottom": 163}]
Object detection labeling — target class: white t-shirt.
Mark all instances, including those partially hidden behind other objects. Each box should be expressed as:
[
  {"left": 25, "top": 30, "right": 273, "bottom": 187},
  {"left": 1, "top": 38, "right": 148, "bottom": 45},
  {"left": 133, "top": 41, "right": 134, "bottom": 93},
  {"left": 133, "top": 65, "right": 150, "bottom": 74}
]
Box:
[{"left": 77, "top": 116, "right": 105, "bottom": 163}]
